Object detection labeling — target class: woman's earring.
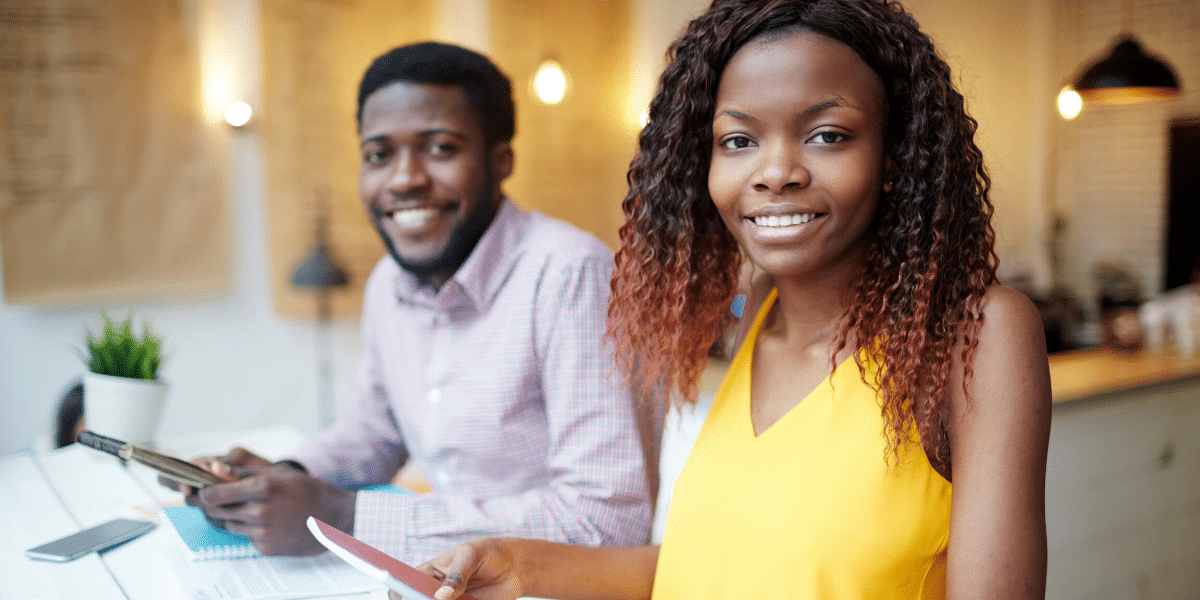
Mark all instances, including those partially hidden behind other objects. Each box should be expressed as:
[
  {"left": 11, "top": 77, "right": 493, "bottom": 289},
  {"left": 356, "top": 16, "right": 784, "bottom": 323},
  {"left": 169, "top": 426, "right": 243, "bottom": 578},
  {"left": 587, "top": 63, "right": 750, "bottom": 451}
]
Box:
[{"left": 882, "top": 179, "right": 894, "bottom": 193}]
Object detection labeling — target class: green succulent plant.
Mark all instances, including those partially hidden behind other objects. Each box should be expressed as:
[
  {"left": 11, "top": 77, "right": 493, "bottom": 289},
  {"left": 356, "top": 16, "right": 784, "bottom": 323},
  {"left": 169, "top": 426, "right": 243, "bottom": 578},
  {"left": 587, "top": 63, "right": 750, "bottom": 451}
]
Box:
[{"left": 82, "top": 313, "right": 163, "bottom": 380}]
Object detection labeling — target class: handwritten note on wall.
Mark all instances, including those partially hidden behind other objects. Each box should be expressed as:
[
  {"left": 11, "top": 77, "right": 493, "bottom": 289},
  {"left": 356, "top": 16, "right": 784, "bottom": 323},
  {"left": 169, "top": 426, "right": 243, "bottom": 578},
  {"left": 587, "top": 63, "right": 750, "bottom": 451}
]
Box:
[{"left": 0, "top": 0, "right": 227, "bottom": 305}]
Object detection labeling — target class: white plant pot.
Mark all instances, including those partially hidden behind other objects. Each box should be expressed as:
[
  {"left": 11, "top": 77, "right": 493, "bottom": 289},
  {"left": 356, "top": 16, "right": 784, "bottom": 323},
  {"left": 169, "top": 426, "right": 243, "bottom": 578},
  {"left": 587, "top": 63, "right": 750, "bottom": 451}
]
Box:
[{"left": 83, "top": 372, "right": 169, "bottom": 446}]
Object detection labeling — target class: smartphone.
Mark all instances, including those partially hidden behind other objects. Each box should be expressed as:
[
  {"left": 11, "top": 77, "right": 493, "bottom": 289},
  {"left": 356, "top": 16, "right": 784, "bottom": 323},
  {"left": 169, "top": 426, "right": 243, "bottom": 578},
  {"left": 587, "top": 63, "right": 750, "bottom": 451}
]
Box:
[
  {"left": 25, "top": 518, "right": 156, "bottom": 562},
  {"left": 76, "top": 430, "right": 225, "bottom": 489}
]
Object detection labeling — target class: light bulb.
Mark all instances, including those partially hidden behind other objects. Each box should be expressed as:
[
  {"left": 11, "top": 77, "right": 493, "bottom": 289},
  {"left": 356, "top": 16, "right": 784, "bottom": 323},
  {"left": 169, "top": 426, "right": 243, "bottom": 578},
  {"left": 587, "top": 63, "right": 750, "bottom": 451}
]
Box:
[
  {"left": 1057, "top": 87, "right": 1082, "bottom": 120},
  {"left": 534, "top": 60, "right": 566, "bottom": 105},
  {"left": 225, "top": 100, "right": 253, "bottom": 127}
]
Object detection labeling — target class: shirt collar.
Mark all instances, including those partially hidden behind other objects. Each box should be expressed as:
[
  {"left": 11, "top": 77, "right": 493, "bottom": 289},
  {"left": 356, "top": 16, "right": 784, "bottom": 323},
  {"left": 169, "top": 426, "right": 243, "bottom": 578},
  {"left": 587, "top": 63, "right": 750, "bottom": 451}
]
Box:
[{"left": 391, "top": 198, "right": 528, "bottom": 311}]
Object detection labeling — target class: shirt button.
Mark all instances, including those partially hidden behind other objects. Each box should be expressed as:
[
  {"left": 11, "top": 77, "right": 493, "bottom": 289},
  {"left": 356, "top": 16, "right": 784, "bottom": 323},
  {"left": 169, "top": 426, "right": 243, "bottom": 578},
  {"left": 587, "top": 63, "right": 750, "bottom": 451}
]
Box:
[
  {"left": 435, "top": 470, "right": 450, "bottom": 486},
  {"left": 427, "top": 387, "right": 442, "bottom": 405}
]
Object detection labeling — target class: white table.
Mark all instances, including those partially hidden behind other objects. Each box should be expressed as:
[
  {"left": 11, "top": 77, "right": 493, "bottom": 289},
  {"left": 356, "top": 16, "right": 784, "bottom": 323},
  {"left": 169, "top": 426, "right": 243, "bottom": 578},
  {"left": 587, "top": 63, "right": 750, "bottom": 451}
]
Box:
[{"left": 0, "top": 426, "right": 389, "bottom": 600}]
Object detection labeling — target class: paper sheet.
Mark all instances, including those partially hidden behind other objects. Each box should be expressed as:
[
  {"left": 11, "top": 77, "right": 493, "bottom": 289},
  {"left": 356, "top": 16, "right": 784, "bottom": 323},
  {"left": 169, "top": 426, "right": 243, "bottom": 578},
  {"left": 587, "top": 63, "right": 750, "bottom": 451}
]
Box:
[{"left": 162, "top": 541, "right": 384, "bottom": 600}]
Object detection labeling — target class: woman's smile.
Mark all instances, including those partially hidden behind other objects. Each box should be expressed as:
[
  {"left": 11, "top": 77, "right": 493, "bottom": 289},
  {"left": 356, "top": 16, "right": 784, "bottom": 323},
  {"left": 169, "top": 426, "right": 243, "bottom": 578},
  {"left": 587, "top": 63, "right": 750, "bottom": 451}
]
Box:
[{"left": 744, "top": 209, "right": 827, "bottom": 244}]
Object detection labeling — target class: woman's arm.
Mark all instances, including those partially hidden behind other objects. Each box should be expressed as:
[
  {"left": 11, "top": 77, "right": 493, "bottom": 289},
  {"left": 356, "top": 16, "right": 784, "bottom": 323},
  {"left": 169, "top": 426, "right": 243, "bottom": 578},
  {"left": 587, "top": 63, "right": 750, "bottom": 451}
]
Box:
[
  {"left": 945, "top": 285, "right": 1052, "bottom": 600},
  {"left": 416, "top": 540, "right": 660, "bottom": 600}
]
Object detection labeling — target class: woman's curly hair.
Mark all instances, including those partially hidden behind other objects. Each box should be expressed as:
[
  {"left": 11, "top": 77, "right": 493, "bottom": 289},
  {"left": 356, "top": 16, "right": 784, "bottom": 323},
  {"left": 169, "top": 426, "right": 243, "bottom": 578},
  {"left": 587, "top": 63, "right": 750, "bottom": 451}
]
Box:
[{"left": 608, "top": 0, "right": 997, "bottom": 472}]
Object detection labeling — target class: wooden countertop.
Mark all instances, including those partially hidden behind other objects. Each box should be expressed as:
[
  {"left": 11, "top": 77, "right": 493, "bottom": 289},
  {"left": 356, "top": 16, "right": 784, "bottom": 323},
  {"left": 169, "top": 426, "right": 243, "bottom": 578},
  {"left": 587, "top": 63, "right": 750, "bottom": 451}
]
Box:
[{"left": 1049, "top": 347, "right": 1200, "bottom": 404}]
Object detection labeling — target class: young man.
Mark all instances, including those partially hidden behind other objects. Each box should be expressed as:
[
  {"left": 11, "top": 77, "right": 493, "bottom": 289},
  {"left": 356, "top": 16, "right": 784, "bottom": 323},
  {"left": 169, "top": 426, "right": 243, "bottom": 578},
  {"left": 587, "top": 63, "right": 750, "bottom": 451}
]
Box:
[{"left": 178, "top": 42, "right": 653, "bottom": 563}]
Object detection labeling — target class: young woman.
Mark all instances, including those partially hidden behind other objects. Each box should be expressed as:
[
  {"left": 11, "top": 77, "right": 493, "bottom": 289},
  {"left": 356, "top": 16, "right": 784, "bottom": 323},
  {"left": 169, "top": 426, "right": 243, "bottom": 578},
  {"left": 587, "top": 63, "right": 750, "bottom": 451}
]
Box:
[{"left": 408, "top": 1, "right": 1051, "bottom": 598}]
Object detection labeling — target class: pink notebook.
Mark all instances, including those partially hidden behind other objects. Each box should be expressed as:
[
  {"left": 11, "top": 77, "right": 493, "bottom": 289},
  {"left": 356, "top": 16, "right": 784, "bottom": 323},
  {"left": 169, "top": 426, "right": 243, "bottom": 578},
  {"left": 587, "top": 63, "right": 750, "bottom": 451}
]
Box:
[{"left": 306, "top": 517, "right": 479, "bottom": 600}]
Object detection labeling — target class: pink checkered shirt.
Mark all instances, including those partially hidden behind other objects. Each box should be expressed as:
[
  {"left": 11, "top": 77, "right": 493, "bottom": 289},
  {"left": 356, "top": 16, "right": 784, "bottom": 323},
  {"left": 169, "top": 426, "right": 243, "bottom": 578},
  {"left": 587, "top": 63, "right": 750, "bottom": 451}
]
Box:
[{"left": 292, "top": 200, "right": 653, "bottom": 563}]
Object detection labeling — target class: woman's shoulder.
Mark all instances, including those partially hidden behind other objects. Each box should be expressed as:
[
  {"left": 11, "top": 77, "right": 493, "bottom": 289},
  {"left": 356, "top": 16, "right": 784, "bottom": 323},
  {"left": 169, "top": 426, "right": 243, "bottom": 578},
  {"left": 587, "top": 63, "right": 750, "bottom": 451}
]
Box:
[
  {"left": 955, "top": 283, "right": 1051, "bottom": 404},
  {"left": 974, "top": 284, "right": 1045, "bottom": 343}
]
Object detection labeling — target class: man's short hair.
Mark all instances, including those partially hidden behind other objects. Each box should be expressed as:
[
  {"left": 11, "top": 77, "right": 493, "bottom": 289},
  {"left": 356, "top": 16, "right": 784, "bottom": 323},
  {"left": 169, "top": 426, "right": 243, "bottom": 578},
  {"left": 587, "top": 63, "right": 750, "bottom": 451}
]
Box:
[{"left": 357, "top": 41, "right": 516, "bottom": 147}]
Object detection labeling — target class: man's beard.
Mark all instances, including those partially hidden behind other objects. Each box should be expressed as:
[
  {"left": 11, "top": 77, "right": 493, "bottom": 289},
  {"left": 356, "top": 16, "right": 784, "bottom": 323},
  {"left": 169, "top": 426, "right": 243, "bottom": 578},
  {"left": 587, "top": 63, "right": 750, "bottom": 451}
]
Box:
[{"left": 375, "top": 169, "right": 500, "bottom": 280}]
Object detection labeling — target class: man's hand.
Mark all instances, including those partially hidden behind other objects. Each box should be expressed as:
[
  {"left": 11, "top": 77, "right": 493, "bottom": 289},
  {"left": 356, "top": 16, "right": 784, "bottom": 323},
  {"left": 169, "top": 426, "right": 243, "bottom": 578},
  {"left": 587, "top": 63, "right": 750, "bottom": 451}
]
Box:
[
  {"left": 162, "top": 448, "right": 357, "bottom": 556},
  {"left": 156, "top": 447, "right": 271, "bottom": 494}
]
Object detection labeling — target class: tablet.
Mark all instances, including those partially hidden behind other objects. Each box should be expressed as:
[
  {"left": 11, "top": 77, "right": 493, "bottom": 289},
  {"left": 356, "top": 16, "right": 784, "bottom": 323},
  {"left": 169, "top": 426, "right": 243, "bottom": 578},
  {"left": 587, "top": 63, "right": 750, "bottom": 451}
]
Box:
[{"left": 306, "top": 516, "right": 479, "bottom": 600}]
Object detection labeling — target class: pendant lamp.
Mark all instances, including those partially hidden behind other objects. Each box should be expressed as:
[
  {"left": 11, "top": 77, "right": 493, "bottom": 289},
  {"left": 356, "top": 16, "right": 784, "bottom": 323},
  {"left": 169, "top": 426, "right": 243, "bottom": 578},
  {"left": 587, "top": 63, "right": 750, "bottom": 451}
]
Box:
[
  {"left": 1071, "top": 0, "right": 1181, "bottom": 106},
  {"left": 291, "top": 190, "right": 348, "bottom": 428}
]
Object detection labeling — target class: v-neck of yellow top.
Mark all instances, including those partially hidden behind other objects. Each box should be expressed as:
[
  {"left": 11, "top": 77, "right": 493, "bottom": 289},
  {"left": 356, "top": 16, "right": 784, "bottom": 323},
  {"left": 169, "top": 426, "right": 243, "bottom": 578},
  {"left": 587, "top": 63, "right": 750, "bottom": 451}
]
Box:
[{"left": 743, "top": 288, "right": 855, "bottom": 439}]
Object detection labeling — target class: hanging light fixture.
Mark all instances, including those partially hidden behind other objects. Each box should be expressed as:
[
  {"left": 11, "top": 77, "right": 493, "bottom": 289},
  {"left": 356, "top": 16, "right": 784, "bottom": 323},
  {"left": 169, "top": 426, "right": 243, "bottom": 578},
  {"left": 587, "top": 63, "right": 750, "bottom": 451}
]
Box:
[
  {"left": 1069, "top": 0, "right": 1181, "bottom": 106},
  {"left": 291, "top": 189, "right": 349, "bottom": 428},
  {"left": 1057, "top": 86, "right": 1083, "bottom": 120}
]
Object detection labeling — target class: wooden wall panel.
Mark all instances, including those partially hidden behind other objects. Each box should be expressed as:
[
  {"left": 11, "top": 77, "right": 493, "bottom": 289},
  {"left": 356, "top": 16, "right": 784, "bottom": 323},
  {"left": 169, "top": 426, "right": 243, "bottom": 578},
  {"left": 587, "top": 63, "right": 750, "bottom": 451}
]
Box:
[
  {"left": 260, "top": 0, "right": 436, "bottom": 318},
  {"left": 488, "top": 0, "right": 637, "bottom": 250}
]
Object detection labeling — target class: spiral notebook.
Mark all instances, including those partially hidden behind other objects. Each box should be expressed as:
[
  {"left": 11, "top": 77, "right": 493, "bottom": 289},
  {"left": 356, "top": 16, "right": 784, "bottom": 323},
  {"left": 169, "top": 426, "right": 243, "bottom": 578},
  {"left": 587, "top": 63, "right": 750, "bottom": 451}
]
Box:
[
  {"left": 160, "top": 505, "right": 259, "bottom": 560},
  {"left": 159, "top": 484, "right": 409, "bottom": 561}
]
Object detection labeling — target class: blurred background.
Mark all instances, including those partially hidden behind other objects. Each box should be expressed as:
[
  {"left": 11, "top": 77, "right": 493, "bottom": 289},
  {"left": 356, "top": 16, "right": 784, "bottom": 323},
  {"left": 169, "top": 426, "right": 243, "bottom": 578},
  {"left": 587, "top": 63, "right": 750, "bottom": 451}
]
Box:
[
  {"left": 3, "top": 1, "right": 1199, "bottom": 598},
  {"left": 1, "top": 0, "right": 1197, "bottom": 464}
]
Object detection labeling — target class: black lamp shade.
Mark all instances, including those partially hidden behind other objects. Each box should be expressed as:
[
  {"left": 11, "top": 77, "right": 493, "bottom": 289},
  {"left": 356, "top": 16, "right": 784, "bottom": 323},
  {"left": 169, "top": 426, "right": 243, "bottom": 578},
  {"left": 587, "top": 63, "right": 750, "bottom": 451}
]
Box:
[
  {"left": 291, "top": 243, "right": 349, "bottom": 288},
  {"left": 1074, "top": 35, "right": 1181, "bottom": 105}
]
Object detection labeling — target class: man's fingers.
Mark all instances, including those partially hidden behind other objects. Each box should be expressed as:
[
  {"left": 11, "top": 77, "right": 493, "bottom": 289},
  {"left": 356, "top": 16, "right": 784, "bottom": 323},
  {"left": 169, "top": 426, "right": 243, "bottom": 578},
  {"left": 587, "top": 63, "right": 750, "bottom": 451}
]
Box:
[
  {"left": 197, "top": 482, "right": 258, "bottom": 510},
  {"left": 218, "top": 519, "right": 262, "bottom": 540},
  {"left": 203, "top": 458, "right": 239, "bottom": 481},
  {"left": 199, "top": 500, "right": 262, "bottom": 526},
  {"left": 221, "top": 447, "right": 272, "bottom": 469},
  {"left": 221, "top": 447, "right": 253, "bottom": 466},
  {"left": 197, "top": 471, "right": 277, "bottom": 506},
  {"left": 157, "top": 473, "right": 194, "bottom": 494},
  {"left": 228, "top": 465, "right": 258, "bottom": 479}
]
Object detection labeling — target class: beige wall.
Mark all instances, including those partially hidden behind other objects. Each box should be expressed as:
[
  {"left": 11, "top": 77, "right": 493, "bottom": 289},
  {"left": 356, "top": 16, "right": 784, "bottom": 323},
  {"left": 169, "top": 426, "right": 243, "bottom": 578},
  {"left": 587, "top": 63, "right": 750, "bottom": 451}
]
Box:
[
  {"left": 905, "top": 0, "right": 1058, "bottom": 293},
  {"left": 491, "top": 0, "right": 636, "bottom": 250}
]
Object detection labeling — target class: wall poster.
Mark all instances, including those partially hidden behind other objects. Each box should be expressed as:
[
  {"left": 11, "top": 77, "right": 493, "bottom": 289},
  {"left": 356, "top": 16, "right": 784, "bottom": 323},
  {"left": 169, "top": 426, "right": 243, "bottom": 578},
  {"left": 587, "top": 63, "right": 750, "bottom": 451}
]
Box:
[{"left": 0, "top": 0, "right": 227, "bottom": 304}]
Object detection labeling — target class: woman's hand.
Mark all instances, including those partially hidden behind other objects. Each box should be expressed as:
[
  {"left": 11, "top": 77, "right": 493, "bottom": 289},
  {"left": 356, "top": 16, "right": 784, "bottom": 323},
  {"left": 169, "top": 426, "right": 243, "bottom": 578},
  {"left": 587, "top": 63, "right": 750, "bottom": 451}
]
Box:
[
  {"left": 413, "top": 538, "right": 524, "bottom": 600},
  {"left": 409, "top": 540, "right": 659, "bottom": 600}
]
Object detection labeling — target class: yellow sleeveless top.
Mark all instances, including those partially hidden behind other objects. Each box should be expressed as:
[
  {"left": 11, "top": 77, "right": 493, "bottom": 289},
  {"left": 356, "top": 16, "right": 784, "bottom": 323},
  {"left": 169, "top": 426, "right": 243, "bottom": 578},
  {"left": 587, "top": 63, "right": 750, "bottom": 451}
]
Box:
[{"left": 652, "top": 288, "right": 952, "bottom": 599}]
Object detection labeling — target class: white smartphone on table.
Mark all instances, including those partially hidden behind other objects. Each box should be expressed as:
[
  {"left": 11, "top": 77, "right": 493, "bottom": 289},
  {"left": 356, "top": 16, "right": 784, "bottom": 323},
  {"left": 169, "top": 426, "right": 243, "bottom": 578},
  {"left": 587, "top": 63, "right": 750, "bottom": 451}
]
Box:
[{"left": 25, "top": 518, "right": 156, "bottom": 562}]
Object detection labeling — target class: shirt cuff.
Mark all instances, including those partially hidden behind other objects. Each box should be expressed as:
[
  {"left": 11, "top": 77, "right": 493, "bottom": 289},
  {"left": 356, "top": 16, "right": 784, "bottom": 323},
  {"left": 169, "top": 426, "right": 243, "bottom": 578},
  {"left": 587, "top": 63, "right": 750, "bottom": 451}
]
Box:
[{"left": 354, "top": 488, "right": 413, "bottom": 561}]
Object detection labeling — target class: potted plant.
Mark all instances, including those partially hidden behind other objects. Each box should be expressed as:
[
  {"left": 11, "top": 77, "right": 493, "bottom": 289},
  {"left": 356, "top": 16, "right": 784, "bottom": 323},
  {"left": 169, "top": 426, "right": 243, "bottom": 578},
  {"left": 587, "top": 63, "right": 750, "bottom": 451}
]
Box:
[{"left": 80, "top": 313, "right": 168, "bottom": 446}]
